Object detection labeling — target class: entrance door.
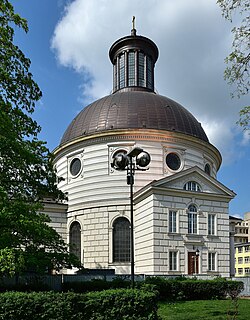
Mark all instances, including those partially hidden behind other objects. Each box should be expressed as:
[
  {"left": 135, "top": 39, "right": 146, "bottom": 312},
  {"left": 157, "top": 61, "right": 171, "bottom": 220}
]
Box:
[{"left": 188, "top": 252, "right": 199, "bottom": 275}]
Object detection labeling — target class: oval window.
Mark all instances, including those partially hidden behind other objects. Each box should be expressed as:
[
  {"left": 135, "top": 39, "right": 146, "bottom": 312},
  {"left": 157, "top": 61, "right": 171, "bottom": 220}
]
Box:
[
  {"left": 70, "top": 158, "right": 81, "bottom": 176},
  {"left": 166, "top": 153, "right": 181, "bottom": 171}
]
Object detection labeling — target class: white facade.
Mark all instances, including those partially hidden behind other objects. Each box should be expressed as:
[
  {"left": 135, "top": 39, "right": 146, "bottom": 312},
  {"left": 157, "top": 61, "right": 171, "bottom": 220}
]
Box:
[
  {"left": 46, "top": 30, "right": 235, "bottom": 277},
  {"left": 49, "top": 129, "right": 234, "bottom": 277},
  {"left": 134, "top": 167, "right": 234, "bottom": 277}
]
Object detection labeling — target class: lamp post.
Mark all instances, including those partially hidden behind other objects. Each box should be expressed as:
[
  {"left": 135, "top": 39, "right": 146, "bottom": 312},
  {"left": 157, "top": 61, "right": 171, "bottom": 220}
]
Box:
[
  {"left": 111, "top": 147, "right": 151, "bottom": 288},
  {"left": 195, "top": 248, "right": 199, "bottom": 275}
]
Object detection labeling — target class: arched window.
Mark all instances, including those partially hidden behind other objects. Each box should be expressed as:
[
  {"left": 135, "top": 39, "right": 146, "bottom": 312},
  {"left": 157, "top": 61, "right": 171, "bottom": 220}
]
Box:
[
  {"left": 113, "top": 217, "right": 130, "bottom": 263},
  {"left": 188, "top": 205, "right": 198, "bottom": 234},
  {"left": 69, "top": 221, "right": 81, "bottom": 261},
  {"left": 184, "top": 181, "right": 201, "bottom": 192},
  {"left": 205, "top": 163, "right": 211, "bottom": 175}
]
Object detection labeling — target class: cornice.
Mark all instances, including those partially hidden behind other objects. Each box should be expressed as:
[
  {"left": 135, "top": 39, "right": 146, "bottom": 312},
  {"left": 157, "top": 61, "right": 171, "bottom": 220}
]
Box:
[
  {"left": 134, "top": 185, "right": 235, "bottom": 205},
  {"left": 53, "top": 129, "right": 221, "bottom": 169}
]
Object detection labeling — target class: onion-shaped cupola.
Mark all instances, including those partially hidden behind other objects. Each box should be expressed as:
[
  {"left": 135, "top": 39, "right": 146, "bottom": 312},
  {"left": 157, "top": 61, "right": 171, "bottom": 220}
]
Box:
[{"left": 109, "top": 17, "right": 158, "bottom": 93}]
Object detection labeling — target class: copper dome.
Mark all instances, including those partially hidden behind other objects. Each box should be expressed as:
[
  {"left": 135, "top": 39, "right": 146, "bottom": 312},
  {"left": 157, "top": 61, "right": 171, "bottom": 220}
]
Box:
[{"left": 60, "top": 90, "right": 209, "bottom": 145}]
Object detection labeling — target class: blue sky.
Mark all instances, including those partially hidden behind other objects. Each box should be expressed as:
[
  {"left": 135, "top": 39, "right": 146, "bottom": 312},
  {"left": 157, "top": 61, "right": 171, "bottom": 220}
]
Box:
[{"left": 11, "top": 0, "right": 250, "bottom": 217}]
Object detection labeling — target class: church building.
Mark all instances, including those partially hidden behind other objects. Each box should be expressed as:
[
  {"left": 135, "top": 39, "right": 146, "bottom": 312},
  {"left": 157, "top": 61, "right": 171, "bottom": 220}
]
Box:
[{"left": 45, "top": 26, "right": 235, "bottom": 277}]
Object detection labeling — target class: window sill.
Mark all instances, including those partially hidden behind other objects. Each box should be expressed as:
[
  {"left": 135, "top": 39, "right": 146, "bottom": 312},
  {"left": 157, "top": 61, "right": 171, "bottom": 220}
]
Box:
[
  {"left": 206, "top": 271, "right": 219, "bottom": 275},
  {"left": 109, "top": 262, "right": 130, "bottom": 266},
  {"left": 185, "top": 234, "right": 203, "bottom": 238}
]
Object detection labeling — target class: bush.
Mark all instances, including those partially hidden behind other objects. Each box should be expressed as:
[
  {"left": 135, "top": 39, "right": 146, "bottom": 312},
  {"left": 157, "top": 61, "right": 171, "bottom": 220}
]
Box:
[
  {"left": 144, "top": 277, "right": 244, "bottom": 301},
  {"left": 85, "top": 289, "right": 159, "bottom": 320},
  {"left": 0, "top": 289, "right": 160, "bottom": 320}
]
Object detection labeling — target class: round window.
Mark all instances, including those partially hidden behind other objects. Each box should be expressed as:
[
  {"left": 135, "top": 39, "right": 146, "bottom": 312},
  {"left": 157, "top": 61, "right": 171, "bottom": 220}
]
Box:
[
  {"left": 166, "top": 153, "right": 181, "bottom": 171},
  {"left": 205, "top": 163, "right": 211, "bottom": 175},
  {"left": 70, "top": 158, "right": 81, "bottom": 176}
]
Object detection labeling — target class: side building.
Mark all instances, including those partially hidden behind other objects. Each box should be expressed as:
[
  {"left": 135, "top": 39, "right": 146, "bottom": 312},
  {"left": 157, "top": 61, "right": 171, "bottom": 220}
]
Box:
[
  {"left": 235, "top": 243, "right": 250, "bottom": 277},
  {"left": 230, "top": 213, "right": 250, "bottom": 277}
]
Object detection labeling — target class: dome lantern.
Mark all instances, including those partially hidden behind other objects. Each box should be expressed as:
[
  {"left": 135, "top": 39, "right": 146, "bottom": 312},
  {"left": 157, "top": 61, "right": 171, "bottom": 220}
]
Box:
[{"left": 109, "top": 17, "right": 159, "bottom": 93}]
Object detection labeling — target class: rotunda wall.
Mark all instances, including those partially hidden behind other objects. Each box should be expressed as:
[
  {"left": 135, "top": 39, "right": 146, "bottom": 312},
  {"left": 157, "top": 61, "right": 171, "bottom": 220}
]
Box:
[{"left": 54, "top": 130, "right": 220, "bottom": 212}]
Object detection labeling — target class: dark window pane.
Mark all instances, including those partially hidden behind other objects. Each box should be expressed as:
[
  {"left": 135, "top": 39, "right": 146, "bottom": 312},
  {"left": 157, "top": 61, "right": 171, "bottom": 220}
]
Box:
[
  {"left": 113, "top": 217, "right": 130, "bottom": 262},
  {"left": 70, "top": 158, "right": 81, "bottom": 176},
  {"left": 205, "top": 163, "right": 211, "bottom": 175},
  {"left": 166, "top": 153, "right": 181, "bottom": 170},
  {"left": 138, "top": 52, "right": 145, "bottom": 87},
  {"left": 69, "top": 222, "right": 81, "bottom": 260},
  {"left": 119, "top": 54, "right": 125, "bottom": 88},
  {"left": 128, "top": 51, "right": 135, "bottom": 86},
  {"left": 146, "top": 56, "right": 153, "bottom": 89}
]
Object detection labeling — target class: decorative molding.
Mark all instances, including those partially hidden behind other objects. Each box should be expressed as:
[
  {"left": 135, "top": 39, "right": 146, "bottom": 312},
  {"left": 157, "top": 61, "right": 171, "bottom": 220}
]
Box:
[{"left": 54, "top": 129, "right": 221, "bottom": 170}]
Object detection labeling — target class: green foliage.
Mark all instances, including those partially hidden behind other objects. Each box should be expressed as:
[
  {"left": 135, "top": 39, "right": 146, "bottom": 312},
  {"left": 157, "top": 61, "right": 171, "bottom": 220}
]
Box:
[
  {"left": 144, "top": 277, "right": 244, "bottom": 301},
  {"left": 217, "top": 0, "right": 250, "bottom": 98},
  {"left": 237, "top": 105, "right": 250, "bottom": 130},
  {"left": 217, "top": 0, "right": 250, "bottom": 130},
  {"left": 0, "top": 0, "right": 77, "bottom": 277},
  {"left": 0, "top": 290, "right": 160, "bottom": 320}
]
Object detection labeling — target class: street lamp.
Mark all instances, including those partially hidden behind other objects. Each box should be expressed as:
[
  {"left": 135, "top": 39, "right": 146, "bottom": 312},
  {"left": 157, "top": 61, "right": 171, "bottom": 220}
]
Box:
[
  {"left": 195, "top": 248, "right": 199, "bottom": 275},
  {"left": 111, "top": 147, "right": 151, "bottom": 288}
]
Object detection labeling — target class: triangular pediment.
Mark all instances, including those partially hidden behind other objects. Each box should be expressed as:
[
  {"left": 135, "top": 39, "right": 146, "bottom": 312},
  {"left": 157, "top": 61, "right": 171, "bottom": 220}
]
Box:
[{"left": 135, "top": 166, "right": 235, "bottom": 199}]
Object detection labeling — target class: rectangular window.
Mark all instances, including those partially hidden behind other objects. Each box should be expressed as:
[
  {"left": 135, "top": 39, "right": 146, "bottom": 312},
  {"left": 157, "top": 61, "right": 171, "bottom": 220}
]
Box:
[
  {"left": 169, "top": 210, "right": 177, "bottom": 233},
  {"left": 245, "top": 256, "right": 250, "bottom": 263},
  {"left": 238, "top": 268, "right": 243, "bottom": 275},
  {"left": 128, "top": 51, "right": 135, "bottom": 86},
  {"left": 169, "top": 251, "right": 178, "bottom": 271},
  {"left": 238, "top": 257, "right": 243, "bottom": 264},
  {"left": 138, "top": 52, "right": 145, "bottom": 87},
  {"left": 146, "top": 56, "right": 153, "bottom": 89},
  {"left": 245, "top": 246, "right": 250, "bottom": 252},
  {"left": 208, "top": 252, "right": 216, "bottom": 271},
  {"left": 113, "top": 64, "right": 117, "bottom": 91},
  {"left": 238, "top": 247, "right": 243, "bottom": 253},
  {"left": 119, "top": 54, "right": 125, "bottom": 89},
  {"left": 188, "top": 212, "right": 197, "bottom": 234},
  {"left": 245, "top": 268, "right": 250, "bottom": 275},
  {"left": 208, "top": 214, "right": 215, "bottom": 235}
]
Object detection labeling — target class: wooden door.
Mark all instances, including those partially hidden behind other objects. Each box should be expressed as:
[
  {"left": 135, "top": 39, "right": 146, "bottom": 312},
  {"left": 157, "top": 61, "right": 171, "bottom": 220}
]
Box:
[{"left": 188, "top": 252, "right": 199, "bottom": 275}]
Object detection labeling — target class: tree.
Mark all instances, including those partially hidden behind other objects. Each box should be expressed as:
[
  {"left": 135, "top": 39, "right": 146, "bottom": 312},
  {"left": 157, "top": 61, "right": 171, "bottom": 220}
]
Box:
[
  {"left": 0, "top": 0, "right": 78, "bottom": 277},
  {"left": 217, "top": 0, "right": 250, "bottom": 130}
]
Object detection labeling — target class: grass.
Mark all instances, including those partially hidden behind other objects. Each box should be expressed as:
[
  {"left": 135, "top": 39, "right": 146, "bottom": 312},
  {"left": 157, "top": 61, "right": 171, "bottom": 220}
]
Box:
[{"left": 158, "top": 299, "right": 250, "bottom": 320}]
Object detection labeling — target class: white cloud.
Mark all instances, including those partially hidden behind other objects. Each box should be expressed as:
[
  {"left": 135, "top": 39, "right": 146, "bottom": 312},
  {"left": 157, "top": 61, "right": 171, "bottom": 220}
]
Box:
[
  {"left": 202, "top": 119, "right": 237, "bottom": 165},
  {"left": 51, "top": 0, "right": 249, "bottom": 164}
]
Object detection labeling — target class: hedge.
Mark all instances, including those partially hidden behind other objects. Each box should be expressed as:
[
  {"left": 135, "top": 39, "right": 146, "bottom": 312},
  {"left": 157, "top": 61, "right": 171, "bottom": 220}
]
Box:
[
  {"left": 0, "top": 289, "right": 159, "bottom": 320},
  {"left": 144, "top": 277, "right": 244, "bottom": 301}
]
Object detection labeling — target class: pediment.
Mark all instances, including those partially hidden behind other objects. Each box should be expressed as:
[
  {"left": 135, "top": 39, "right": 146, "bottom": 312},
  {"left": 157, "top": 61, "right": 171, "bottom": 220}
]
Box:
[{"left": 136, "top": 166, "right": 235, "bottom": 199}]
